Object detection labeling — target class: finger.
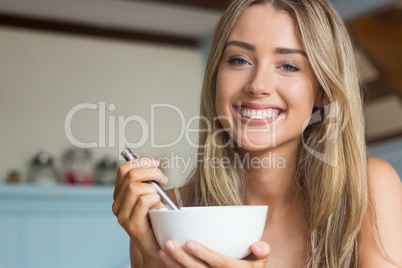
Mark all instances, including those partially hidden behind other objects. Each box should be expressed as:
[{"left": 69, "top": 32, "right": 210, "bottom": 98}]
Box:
[
  {"left": 185, "top": 240, "right": 229, "bottom": 267},
  {"left": 113, "top": 158, "right": 160, "bottom": 200},
  {"left": 113, "top": 182, "right": 157, "bottom": 219},
  {"left": 114, "top": 167, "right": 167, "bottom": 206},
  {"left": 249, "top": 241, "right": 270, "bottom": 262},
  {"left": 126, "top": 167, "right": 168, "bottom": 185},
  {"left": 129, "top": 194, "right": 163, "bottom": 255},
  {"left": 163, "top": 240, "right": 208, "bottom": 268},
  {"left": 113, "top": 171, "right": 161, "bottom": 213},
  {"left": 113, "top": 181, "right": 157, "bottom": 215},
  {"left": 130, "top": 193, "right": 162, "bottom": 235},
  {"left": 113, "top": 167, "right": 167, "bottom": 217},
  {"left": 116, "top": 158, "right": 159, "bottom": 187},
  {"left": 114, "top": 158, "right": 160, "bottom": 199},
  {"left": 159, "top": 249, "right": 185, "bottom": 268}
]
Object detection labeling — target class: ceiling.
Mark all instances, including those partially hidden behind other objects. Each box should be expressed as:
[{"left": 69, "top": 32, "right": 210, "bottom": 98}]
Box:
[
  {"left": 0, "top": 0, "right": 398, "bottom": 45},
  {"left": 0, "top": 0, "right": 227, "bottom": 46}
]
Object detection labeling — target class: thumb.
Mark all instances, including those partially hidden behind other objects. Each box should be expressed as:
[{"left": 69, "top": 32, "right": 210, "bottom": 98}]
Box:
[{"left": 250, "top": 241, "right": 270, "bottom": 262}]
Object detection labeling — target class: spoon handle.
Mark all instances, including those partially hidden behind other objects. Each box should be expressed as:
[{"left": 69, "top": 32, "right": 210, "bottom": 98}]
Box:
[{"left": 120, "top": 148, "right": 181, "bottom": 210}]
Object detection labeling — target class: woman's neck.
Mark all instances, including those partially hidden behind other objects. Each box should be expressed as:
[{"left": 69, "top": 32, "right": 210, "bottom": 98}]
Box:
[{"left": 240, "top": 139, "right": 301, "bottom": 209}]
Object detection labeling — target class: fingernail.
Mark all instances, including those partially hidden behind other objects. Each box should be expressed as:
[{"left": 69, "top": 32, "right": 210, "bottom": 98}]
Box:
[
  {"left": 166, "top": 240, "right": 175, "bottom": 251},
  {"left": 186, "top": 241, "right": 196, "bottom": 252},
  {"left": 163, "top": 175, "right": 169, "bottom": 183},
  {"left": 254, "top": 244, "right": 262, "bottom": 255},
  {"left": 159, "top": 250, "right": 169, "bottom": 261}
]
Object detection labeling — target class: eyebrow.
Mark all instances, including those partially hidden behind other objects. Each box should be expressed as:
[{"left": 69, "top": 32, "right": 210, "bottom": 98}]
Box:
[
  {"left": 275, "top": 47, "right": 308, "bottom": 58},
  {"left": 225, "top": 40, "right": 256, "bottom": 51},
  {"left": 225, "top": 40, "right": 308, "bottom": 58}
]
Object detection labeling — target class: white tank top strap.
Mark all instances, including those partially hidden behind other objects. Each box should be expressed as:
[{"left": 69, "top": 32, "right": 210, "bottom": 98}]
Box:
[{"left": 173, "top": 187, "right": 184, "bottom": 207}]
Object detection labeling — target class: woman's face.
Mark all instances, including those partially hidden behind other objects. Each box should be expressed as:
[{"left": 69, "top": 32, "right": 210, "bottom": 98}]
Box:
[{"left": 215, "top": 4, "right": 322, "bottom": 152}]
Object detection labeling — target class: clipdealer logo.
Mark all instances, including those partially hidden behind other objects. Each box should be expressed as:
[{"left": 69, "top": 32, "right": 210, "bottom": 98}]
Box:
[
  {"left": 64, "top": 101, "right": 339, "bottom": 166},
  {"left": 64, "top": 102, "right": 213, "bottom": 157}
]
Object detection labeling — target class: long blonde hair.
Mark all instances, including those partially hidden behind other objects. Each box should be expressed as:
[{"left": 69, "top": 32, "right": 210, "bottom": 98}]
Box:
[{"left": 186, "top": 0, "right": 369, "bottom": 267}]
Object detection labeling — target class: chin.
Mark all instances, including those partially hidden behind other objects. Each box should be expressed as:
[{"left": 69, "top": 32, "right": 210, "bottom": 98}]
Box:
[{"left": 234, "top": 136, "right": 277, "bottom": 152}]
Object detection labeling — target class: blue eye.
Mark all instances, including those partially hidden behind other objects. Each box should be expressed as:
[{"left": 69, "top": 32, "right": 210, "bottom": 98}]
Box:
[
  {"left": 280, "top": 63, "right": 300, "bottom": 72},
  {"left": 228, "top": 57, "right": 250, "bottom": 66}
]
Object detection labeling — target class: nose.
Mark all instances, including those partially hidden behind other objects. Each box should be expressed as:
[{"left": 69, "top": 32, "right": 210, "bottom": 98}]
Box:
[{"left": 244, "top": 67, "right": 273, "bottom": 97}]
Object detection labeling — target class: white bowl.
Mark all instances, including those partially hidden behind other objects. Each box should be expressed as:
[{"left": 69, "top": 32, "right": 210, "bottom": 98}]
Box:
[{"left": 149, "top": 205, "right": 268, "bottom": 259}]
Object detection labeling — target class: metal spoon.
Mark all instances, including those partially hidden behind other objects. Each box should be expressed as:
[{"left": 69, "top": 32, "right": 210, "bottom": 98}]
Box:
[{"left": 120, "top": 148, "right": 181, "bottom": 210}]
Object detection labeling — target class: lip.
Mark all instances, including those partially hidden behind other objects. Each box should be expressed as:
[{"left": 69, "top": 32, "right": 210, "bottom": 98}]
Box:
[
  {"left": 232, "top": 102, "right": 286, "bottom": 126},
  {"left": 233, "top": 102, "right": 285, "bottom": 110}
]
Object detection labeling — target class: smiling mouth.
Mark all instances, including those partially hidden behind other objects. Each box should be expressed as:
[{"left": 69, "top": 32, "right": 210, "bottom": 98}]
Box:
[{"left": 234, "top": 104, "right": 285, "bottom": 120}]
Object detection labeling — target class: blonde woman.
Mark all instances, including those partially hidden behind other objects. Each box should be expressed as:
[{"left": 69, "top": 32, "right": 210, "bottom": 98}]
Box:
[{"left": 112, "top": 0, "right": 402, "bottom": 267}]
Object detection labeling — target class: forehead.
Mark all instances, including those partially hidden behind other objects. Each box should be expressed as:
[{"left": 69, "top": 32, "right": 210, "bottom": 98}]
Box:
[{"left": 227, "top": 4, "right": 303, "bottom": 50}]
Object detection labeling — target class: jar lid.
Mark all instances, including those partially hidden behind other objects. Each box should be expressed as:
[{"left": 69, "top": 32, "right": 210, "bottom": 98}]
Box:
[
  {"left": 97, "top": 155, "right": 117, "bottom": 169},
  {"left": 32, "top": 151, "right": 53, "bottom": 166}
]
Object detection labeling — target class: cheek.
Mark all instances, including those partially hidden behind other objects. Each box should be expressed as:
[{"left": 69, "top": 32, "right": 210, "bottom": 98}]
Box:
[
  {"left": 282, "top": 81, "right": 317, "bottom": 111},
  {"left": 280, "top": 81, "right": 318, "bottom": 132},
  {"left": 215, "top": 72, "right": 238, "bottom": 115}
]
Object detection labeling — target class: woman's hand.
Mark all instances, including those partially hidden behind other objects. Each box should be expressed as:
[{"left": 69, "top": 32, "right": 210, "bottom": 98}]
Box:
[
  {"left": 112, "top": 158, "right": 168, "bottom": 267},
  {"left": 158, "top": 240, "right": 270, "bottom": 268}
]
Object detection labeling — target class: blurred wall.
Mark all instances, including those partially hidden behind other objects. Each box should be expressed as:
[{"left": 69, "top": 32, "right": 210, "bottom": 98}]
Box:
[
  {"left": 330, "top": 0, "right": 396, "bottom": 19},
  {"left": 368, "top": 137, "right": 402, "bottom": 177},
  {"left": 0, "top": 26, "right": 203, "bottom": 187}
]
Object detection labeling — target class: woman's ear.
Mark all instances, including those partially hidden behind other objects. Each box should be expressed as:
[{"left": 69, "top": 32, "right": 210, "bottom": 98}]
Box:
[{"left": 314, "top": 89, "right": 324, "bottom": 109}]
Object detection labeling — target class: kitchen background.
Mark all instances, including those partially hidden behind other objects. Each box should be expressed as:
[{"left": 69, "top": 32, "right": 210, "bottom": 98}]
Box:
[{"left": 0, "top": 0, "right": 401, "bottom": 267}]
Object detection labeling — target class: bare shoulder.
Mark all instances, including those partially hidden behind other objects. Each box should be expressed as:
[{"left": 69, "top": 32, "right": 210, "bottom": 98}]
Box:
[
  {"left": 359, "top": 157, "right": 402, "bottom": 267},
  {"left": 367, "top": 157, "right": 402, "bottom": 213},
  {"left": 368, "top": 157, "right": 401, "bottom": 187}
]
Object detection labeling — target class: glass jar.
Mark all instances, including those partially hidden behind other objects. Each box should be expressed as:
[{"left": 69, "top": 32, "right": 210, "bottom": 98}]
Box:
[
  {"left": 94, "top": 155, "right": 118, "bottom": 185},
  {"left": 62, "top": 148, "right": 94, "bottom": 185},
  {"left": 27, "top": 151, "right": 58, "bottom": 184}
]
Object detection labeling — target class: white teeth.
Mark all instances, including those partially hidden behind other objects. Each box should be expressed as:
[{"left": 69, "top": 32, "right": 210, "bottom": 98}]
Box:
[{"left": 239, "top": 108, "right": 281, "bottom": 119}]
